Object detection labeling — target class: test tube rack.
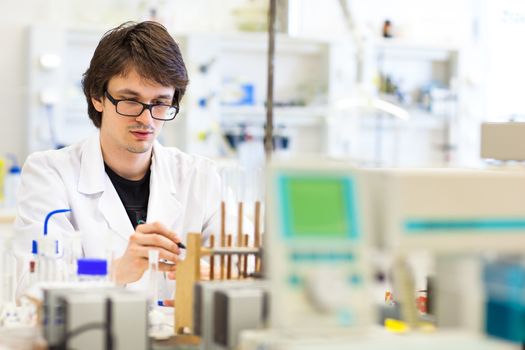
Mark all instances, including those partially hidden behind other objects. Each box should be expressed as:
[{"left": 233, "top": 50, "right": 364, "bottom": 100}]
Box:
[{"left": 174, "top": 200, "right": 263, "bottom": 335}]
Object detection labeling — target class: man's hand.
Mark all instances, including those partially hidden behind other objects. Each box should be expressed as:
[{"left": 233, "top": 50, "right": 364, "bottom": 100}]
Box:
[{"left": 112, "top": 221, "right": 181, "bottom": 285}]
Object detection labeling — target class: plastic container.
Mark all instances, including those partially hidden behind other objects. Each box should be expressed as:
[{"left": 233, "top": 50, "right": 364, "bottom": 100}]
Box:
[{"left": 37, "top": 236, "right": 59, "bottom": 282}]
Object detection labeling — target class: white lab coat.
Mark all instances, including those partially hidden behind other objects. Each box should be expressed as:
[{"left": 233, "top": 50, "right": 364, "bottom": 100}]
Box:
[{"left": 14, "top": 132, "right": 221, "bottom": 291}]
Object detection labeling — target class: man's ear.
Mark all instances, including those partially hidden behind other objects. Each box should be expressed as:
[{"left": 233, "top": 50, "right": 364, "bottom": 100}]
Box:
[{"left": 92, "top": 96, "right": 104, "bottom": 112}]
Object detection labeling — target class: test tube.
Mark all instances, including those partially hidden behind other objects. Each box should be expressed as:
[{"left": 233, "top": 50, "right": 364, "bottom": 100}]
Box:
[
  {"left": 209, "top": 235, "right": 215, "bottom": 281},
  {"left": 148, "top": 249, "right": 164, "bottom": 334},
  {"left": 64, "top": 232, "right": 83, "bottom": 281},
  {"left": 243, "top": 234, "right": 249, "bottom": 278},
  {"left": 38, "top": 238, "right": 54, "bottom": 282},
  {"left": 29, "top": 240, "right": 39, "bottom": 286},
  {"left": 220, "top": 201, "right": 226, "bottom": 280},
  {"left": 226, "top": 234, "right": 233, "bottom": 279},
  {"left": 254, "top": 200, "right": 261, "bottom": 274},
  {"left": 237, "top": 200, "right": 244, "bottom": 279},
  {"left": 148, "top": 249, "right": 160, "bottom": 305},
  {"left": 220, "top": 166, "right": 237, "bottom": 281}
]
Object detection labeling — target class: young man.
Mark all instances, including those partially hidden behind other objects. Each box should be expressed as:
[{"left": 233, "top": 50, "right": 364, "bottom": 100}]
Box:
[{"left": 14, "top": 22, "right": 221, "bottom": 291}]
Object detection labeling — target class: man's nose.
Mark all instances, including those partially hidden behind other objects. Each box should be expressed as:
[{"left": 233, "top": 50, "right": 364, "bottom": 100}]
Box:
[{"left": 135, "top": 106, "right": 154, "bottom": 124}]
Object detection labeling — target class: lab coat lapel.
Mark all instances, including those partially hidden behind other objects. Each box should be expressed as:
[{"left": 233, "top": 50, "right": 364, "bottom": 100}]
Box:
[
  {"left": 78, "top": 133, "right": 134, "bottom": 241},
  {"left": 98, "top": 182, "right": 135, "bottom": 240},
  {"left": 147, "top": 141, "right": 182, "bottom": 229}
]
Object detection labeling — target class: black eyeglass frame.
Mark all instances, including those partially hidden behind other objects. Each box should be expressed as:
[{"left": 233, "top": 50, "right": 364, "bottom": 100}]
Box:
[{"left": 104, "top": 90, "right": 180, "bottom": 121}]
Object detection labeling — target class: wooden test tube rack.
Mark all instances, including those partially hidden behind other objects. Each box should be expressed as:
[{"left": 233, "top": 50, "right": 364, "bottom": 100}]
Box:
[
  {"left": 174, "top": 233, "right": 263, "bottom": 335},
  {"left": 174, "top": 200, "right": 264, "bottom": 335}
]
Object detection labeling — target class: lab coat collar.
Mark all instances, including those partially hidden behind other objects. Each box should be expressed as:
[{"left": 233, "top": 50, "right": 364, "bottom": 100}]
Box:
[
  {"left": 78, "top": 132, "right": 134, "bottom": 240},
  {"left": 78, "top": 132, "right": 106, "bottom": 195},
  {"left": 146, "top": 140, "right": 183, "bottom": 228}
]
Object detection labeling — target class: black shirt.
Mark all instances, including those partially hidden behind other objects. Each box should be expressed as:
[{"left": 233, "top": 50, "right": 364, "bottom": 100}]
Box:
[{"left": 104, "top": 163, "right": 150, "bottom": 229}]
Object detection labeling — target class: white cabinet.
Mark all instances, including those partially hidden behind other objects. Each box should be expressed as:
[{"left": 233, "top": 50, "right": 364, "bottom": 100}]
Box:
[{"left": 330, "top": 38, "right": 462, "bottom": 167}]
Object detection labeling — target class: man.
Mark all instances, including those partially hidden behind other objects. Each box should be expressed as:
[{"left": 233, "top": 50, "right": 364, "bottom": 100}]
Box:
[{"left": 14, "top": 21, "right": 221, "bottom": 291}]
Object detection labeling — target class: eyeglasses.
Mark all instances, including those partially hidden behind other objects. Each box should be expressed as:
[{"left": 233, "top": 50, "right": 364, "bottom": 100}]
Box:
[{"left": 104, "top": 91, "right": 180, "bottom": 121}]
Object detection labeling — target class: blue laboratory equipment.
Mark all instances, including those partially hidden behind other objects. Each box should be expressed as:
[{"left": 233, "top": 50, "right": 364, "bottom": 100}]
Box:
[{"left": 484, "top": 261, "right": 525, "bottom": 343}]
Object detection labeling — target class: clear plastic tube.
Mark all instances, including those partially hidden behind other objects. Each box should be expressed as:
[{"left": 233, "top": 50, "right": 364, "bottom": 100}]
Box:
[
  {"left": 148, "top": 249, "right": 160, "bottom": 305},
  {"left": 37, "top": 237, "right": 59, "bottom": 282},
  {"left": 63, "top": 232, "right": 83, "bottom": 281}
]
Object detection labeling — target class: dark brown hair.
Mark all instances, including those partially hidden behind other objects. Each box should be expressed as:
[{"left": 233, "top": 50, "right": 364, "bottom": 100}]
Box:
[{"left": 82, "top": 21, "right": 188, "bottom": 128}]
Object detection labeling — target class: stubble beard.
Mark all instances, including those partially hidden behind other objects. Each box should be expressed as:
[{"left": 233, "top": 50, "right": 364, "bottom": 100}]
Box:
[
  {"left": 125, "top": 125, "right": 155, "bottom": 153},
  {"left": 125, "top": 141, "right": 153, "bottom": 154}
]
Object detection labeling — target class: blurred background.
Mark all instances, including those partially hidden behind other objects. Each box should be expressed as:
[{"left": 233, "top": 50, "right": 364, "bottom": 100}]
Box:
[{"left": 0, "top": 0, "right": 523, "bottom": 170}]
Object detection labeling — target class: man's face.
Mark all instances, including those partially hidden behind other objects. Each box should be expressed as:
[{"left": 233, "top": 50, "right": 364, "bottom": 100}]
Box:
[{"left": 92, "top": 68, "right": 175, "bottom": 154}]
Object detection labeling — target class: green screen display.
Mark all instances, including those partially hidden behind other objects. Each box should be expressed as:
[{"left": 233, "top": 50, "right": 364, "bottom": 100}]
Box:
[{"left": 279, "top": 176, "right": 358, "bottom": 239}]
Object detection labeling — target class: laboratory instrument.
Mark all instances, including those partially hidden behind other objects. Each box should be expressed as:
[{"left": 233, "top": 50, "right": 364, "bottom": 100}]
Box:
[
  {"left": 265, "top": 159, "right": 373, "bottom": 333},
  {"left": 194, "top": 280, "right": 268, "bottom": 350},
  {"left": 213, "top": 286, "right": 268, "bottom": 350},
  {"left": 43, "top": 285, "right": 148, "bottom": 350}
]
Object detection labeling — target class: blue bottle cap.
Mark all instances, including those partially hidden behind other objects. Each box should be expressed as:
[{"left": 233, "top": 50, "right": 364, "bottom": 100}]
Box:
[
  {"left": 31, "top": 240, "right": 38, "bottom": 254},
  {"left": 9, "top": 165, "right": 20, "bottom": 174},
  {"left": 77, "top": 258, "right": 108, "bottom": 276},
  {"left": 6, "top": 153, "right": 20, "bottom": 174}
]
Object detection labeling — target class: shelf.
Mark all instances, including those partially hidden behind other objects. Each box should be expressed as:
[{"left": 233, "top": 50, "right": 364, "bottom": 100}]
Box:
[
  {"left": 219, "top": 105, "right": 326, "bottom": 126},
  {"left": 350, "top": 109, "right": 445, "bottom": 130},
  {"left": 375, "top": 38, "right": 459, "bottom": 52},
  {"left": 375, "top": 38, "right": 459, "bottom": 61}
]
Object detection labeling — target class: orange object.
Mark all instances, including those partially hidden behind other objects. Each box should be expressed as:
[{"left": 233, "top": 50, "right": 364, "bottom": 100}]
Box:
[{"left": 385, "top": 291, "right": 394, "bottom": 304}]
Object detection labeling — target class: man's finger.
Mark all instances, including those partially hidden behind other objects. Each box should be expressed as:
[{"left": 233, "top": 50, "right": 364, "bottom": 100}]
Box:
[
  {"left": 134, "top": 233, "right": 180, "bottom": 255},
  {"left": 137, "top": 221, "right": 182, "bottom": 245},
  {"left": 138, "top": 246, "right": 178, "bottom": 263},
  {"left": 159, "top": 263, "right": 177, "bottom": 273}
]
